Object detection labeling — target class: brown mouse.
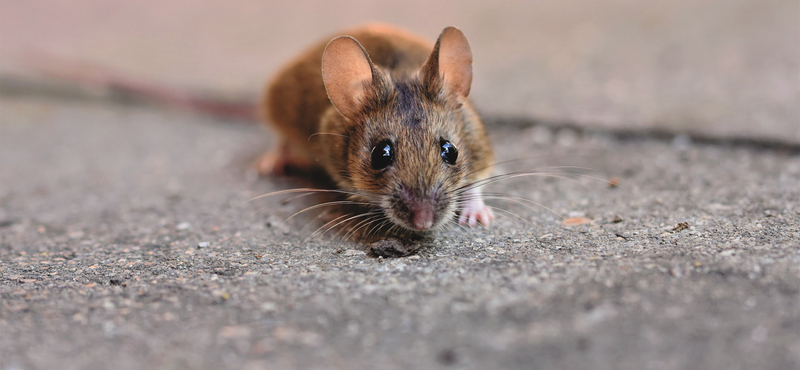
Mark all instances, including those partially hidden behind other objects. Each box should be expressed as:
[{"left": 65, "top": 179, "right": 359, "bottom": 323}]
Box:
[{"left": 259, "top": 24, "right": 494, "bottom": 240}]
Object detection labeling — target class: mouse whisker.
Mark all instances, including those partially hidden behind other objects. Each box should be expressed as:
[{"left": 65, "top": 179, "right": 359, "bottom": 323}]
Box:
[
  {"left": 448, "top": 217, "right": 471, "bottom": 233},
  {"left": 340, "top": 218, "right": 370, "bottom": 241},
  {"left": 341, "top": 213, "right": 384, "bottom": 241},
  {"left": 462, "top": 155, "right": 593, "bottom": 179},
  {"left": 295, "top": 207, "right": 334, "bottom": 234},
  {"left": 442, "top": 219, "right": 469, "bottom": 235},
  {"left": 370, "top": 218, "right": 397, "bottom": 241},
  {"left": 357, "top": 215, "right": 390, "bottom": 241},
  {"left": 278, "top": 190, "right": 364, "bottom": 205},
  {"left": 468, "top": 165, "right": 594, "bottom": 185},
  {"left": 312, "top": 210, "right": 383, "bottom": 242},
  {"left": 456, "top": 167, "right": 608, "bottom": 195},
  {"left": 454, "top": 192, "right": 565, "bottom": 220},
  {"left": 306, "top": 212, "right": 358, "bottom": 242},
  {"left": 481, "top": 206, "right": 537, "bottom": 229},
  {"left": 361, "top": 216, "right": 390, "bottom": 241},
  {"left": 383, "top": 223, "right": 404, "bottom": 240},
  {"left": 486, "top": 207, "right": 529, "bottom": 231},
  {"left": 248, "top": 187, "right": 380, "bottom": 204},
  {"left": 307, "top": 132, "right": 349, "bottom": 140},
  {"left": 287, "top": 200, "right": 375, "bottom": 221}
]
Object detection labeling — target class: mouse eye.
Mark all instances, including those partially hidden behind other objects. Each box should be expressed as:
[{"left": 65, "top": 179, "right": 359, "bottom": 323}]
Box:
[
  {"left": 440, "top": 140, "right": 458, "bottom": 165},
  {"left": 371, "top": 139, "right": 394, "bottom": 170}
]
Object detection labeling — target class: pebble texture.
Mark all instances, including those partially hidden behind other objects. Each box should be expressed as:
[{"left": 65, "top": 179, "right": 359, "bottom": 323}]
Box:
[{"left": 1, "top": 100, "right": 798, "bottom": 369}]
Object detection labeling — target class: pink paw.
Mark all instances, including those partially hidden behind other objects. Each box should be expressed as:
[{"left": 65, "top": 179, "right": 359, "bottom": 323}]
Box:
[{"left": 458, "top": 194, "right": 494, "bottom": 227}]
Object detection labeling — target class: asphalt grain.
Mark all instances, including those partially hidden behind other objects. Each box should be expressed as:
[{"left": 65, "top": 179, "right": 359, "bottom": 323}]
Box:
[{"left": 1, "top": 99, "right": 799, "bottom": 370}]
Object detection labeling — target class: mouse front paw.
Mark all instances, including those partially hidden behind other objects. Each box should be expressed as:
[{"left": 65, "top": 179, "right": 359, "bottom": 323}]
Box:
[{"left": 458, "top": 190, "right": 494, "bottom": 227}]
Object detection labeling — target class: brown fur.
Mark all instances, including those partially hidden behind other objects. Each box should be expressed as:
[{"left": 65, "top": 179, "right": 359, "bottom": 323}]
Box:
[{"left": 262, "top": 24, "right": 494, "bottom": 236}]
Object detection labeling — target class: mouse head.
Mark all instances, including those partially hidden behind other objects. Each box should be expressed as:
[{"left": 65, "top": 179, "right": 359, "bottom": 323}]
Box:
[{"left": 321, "top": 27, "right": 474, "bottom": 233}]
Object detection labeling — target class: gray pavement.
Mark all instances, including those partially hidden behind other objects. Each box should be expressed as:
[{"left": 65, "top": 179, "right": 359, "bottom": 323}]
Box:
[
  {"left": 1, "top": 1, "right": 799, "bottom": 368},
  {"left": 1, "top": 98, "right": 798, "bottom": 369}
]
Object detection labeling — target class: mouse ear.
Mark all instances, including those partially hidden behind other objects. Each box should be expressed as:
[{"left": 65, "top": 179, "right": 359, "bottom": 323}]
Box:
[
  {"left": 322, "top": 36, "right": 376, "bottom": 120},
  {"left": 421, "top": 26, "right": 473, "bottom": 98}
]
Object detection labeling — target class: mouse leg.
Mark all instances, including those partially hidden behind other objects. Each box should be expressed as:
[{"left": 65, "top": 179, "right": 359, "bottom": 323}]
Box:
[
  {"left": 255, "top": 141, "right": 311, "bottom": 176},
  {"left": 458, "top": 188, "right": 494, "bottom": 227}
]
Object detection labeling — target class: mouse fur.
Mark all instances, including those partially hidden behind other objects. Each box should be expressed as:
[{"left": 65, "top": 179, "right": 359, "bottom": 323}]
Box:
[{"left": 260, "top": 24, "right": 494, "bottom": 239}]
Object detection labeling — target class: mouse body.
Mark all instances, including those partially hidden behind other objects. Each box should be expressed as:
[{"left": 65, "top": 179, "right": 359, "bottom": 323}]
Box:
[{"left": 260, "top": 24, "right": 494, "bottom": 239}]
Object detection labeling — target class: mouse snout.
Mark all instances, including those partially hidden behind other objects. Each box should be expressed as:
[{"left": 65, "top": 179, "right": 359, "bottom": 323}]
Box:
[
  {"left": 410, "top": 201, "right": 436, "bottom": 230},
  {"left": 395, "top": 187, "right": 443, "bottom": 231}
]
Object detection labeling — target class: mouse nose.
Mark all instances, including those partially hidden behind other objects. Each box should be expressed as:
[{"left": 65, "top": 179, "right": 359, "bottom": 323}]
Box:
[
  {"left": 397, "top": 186, "right": 442, "bottom": 231},
  {"left": 410, "top": 202, "right": 435, "bottom": 230}
]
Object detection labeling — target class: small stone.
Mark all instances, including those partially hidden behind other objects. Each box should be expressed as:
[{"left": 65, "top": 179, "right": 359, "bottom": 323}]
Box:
[
  {"left": 437, "top": 348, "right": 458, "bottom": 365},
  {"left": 615, "top": 232, "right": 631, "bottom": 240},
  {"left": 672, "top": 222, "right": 690, "bottom": 232},
  {"left": 562, "top": 217, "right": 592, "bottom": 226},
  {"left": 176, "top": 222, "right": 191, "bottom": 231},
  {"left": 751, "top": 325, "right": 768, "bottom": 343},
  {"left": 219, "top": 325, "right": 252, "bottom": 339},
  {"left": 197, "top": 242, "right": 210, "bottom": 248},
  {"left": 103, "top": 321, "right": 116, "bottom": 333},
  {"left": 7, "top": 303, "right": 29, "bottom": 312}
]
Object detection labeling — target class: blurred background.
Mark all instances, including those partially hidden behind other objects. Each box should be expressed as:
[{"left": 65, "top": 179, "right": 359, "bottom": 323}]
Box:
[{"left": 1, "top": 0, "right": 798, "bottom": 143}]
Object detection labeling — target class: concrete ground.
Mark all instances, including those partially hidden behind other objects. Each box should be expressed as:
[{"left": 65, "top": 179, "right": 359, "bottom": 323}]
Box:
[
  {"left": 1, "top": 1, "right": 799, "bottom": 369},
  {"left": 1, "top": 98, "right": 798, "bottom": 370}
]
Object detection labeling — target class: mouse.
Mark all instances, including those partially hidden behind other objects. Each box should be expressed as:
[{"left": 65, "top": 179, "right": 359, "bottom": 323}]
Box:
[{"left": 258, "top": 24, "right": 495, "bottom": 245}]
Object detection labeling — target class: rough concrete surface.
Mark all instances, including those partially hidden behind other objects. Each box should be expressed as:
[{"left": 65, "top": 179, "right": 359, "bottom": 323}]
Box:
[
  {"left": 1, "top": 98, "right": 798, "bottom": 370},
  {"left": 1, "top": 0, "right": 798, "bottom": 143}
]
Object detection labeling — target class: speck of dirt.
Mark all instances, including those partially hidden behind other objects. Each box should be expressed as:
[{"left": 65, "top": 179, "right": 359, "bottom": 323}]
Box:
[{"left": 437, "top": 348, "right": 457, "bottom": 365}]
